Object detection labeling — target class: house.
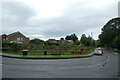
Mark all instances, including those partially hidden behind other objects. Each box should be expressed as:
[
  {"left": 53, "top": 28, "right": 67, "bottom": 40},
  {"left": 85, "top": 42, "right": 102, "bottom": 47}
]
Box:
[
  {"left": 47, "top": 38, "right": 74, "bottom": 44},
  {"left": 47, "top": 39, "right": 58, "bottom": 44},
  {"left": 1, "top": 31, "right": 29, "bottom": 44},
  {"left": 66, "top": 40, "right": 74, "bottom": 44}
]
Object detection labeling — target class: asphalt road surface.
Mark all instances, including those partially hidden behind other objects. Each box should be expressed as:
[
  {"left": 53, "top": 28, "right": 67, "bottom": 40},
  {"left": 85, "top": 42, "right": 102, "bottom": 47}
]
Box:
[{"left": 1, "top": 49, "right": 119, "bottom": 78}]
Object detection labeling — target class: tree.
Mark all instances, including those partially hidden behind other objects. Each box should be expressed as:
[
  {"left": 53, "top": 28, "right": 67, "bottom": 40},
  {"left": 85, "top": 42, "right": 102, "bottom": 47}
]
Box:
[
  {"left": 113, "top": 35, "right": 120, "bottom": 50},
  {"left": 74, "top": 40, "right": 80, "bottom": 45},
  {"left": 99, "top": 17, "right": 120, "bottom": 50},
  {"left": 80, "top": 34, "right": 94, "bottom": 47},
  {"left": 65, "top": 34, "right": 78, "bottom": 43},
  {"left": 29, "top": 38, "right": 45, "bottom": 50},
  {"left": 65, "top": 35, "right": 71, "bottom": 40},
  {"left": 80, "top": 34, "right": 86, "bottom": 45},
  {"left": 30, "top": 38, "right": 44, "bottom": 44}
]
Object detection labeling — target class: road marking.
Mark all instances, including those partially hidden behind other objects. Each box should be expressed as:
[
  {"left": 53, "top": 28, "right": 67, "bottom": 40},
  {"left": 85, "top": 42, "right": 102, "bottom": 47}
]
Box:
[
  {"left": 106, "top": 54, "right": 110, "bottom": 62},
  {"left": 60, "top": 63, "right": 103, "bottom": 69},
  {"left": 114, "top": 53, "right": 118, "bottom": 55},
  {"left": 88, "top": 63, "right": 101, "bottom": 68},
  {"left": 102, "top": 54, "right": 110, "bottom": 66}
]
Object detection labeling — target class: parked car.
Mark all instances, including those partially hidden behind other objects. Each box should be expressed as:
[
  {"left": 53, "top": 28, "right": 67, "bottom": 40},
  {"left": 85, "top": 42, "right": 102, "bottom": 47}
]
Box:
[{"left": 94, "top": 47, "right": 103, "bottom": 55}]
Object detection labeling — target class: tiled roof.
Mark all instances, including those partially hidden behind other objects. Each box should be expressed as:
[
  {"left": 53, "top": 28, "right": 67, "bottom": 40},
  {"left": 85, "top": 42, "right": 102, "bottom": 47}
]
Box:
[{"left": 7, "top": 31, "right": 27, "bottom": 38}]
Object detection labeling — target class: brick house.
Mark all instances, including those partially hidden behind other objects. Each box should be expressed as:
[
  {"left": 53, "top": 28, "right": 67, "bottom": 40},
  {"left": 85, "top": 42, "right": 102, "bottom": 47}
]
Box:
[
  {"left": 1, "top": 31, "right": 29, "bottom": 44},
  {"left": 47, "top": 39, "right": 58, "bottom": 44},
  {"left": 47, "top": 38, "right": 74, "bottom": 44}
]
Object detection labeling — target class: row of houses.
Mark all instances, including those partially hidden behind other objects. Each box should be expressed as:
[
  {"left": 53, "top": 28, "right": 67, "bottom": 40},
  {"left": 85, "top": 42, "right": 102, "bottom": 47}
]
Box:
[{"left": 0, "top": 31, "right": 74, "bottom": 45}]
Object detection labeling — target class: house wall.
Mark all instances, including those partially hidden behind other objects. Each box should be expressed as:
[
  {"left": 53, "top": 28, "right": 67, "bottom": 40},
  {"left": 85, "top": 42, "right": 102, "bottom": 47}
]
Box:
[{"left": 7, "top": 32, "right": 29, "bottom": 44}]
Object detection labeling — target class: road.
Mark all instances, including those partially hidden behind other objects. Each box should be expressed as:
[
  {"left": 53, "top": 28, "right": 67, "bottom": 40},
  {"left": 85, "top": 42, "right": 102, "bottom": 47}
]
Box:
[{"left": 1, "top": 49, "right": 119, "bottom": 78}]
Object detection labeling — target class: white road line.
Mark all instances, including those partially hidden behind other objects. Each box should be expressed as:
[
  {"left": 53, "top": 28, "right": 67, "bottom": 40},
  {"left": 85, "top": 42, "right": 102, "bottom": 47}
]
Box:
[
  {"left": 88, "top": 63, "right": 101, "bottom": 68},
  {"left": 106, "top": 54, "right": 110, "bottom": 62},
  {"left": 114, "top": 53, "right": 118, "bottom": 55},
  {"left": 102, "top": 54, "right": 110, "bottom": 66},
  {"left": 85, "top": 54, "right": 110, "bottom": 68}
]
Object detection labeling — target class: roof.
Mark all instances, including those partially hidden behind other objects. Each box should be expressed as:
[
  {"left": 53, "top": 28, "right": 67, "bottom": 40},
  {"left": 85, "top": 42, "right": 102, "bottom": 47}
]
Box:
[{"left": 7, "top": 31, "right": 28, "bottom": 38}]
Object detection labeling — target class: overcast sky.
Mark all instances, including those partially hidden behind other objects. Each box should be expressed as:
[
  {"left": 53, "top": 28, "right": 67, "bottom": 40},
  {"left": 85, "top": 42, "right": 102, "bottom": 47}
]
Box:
[{"left": 0, "top": 0, "right": 119, "bottom": 40}]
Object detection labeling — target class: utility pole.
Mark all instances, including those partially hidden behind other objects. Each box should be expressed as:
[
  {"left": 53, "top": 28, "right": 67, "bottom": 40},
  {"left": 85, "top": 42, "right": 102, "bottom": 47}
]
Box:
[{"left": 91, "top": 32, "right": 93, "bottom": 47}]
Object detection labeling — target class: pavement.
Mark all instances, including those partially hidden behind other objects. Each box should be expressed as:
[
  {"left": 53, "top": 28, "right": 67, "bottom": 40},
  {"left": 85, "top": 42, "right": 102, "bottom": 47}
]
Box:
[
  {"left": 1, "top": 49, "right": 119, "bottom": 78},
  {"left": 0, "top": 53, "right": 22, "bottom": 57}
]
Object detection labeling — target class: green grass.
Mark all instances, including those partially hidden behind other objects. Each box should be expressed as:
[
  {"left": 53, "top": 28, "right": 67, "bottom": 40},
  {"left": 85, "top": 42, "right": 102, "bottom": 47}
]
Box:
[
  {"left": 2, "top": 48, "right": 95, "bottom": 59},
  {"left": 28, "top": 51, "right": 43, "bottom": 55},
  {"left": 2, "top": 48, "right": 95, "bottom": 56},
  {"left": 83, "top": 48, "right": 95, "bottom": 55},
  {"left": 2, "top": 51, "right": 22, "bottom": 55}
]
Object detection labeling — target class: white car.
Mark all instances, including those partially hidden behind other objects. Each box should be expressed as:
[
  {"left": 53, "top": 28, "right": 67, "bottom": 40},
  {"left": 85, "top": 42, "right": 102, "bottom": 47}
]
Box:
[{"left": 94, "top": 48, "right": 103, "bottom": 55}]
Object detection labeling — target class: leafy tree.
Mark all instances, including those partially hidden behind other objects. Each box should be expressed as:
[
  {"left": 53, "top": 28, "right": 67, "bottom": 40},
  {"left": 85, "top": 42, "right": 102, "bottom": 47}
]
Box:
[
  {"left": 74, "top": 40, "right": 80, "bottom": 45},
  {"left": 86, "top": 36, "right": 92, "bottom": 46},
  {"left": 80, "top": 34, "right": 93, "bottom": 47},
  {"left": 30, "top": 38, "right": 44, "bottom": 44},
  {"left": 65, "top": 34, "right": 78, "bottom": 43},
  {"left": 99, "top": 17, "right": 120, "bottom": 50},
  {"left": 95, "top": 40, "right": 104, "bottom": 47},
  {"left": 29, "top": 38, "right": 45, "bottom": 50},
  {"left": 113, "top": 35, "right": 120, "bottom": 50},
  {"left": 80, "top": 34, "right": 86, "bottom": 45},
  {"left": 65, "top": 36, "right": 71, "bottom": 40}
]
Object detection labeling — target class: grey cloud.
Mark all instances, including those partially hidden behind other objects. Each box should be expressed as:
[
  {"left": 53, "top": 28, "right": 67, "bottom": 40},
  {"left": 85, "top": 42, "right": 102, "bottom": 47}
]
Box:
[
  {"left": 46, "top": 1, "right": 116, "bottom": 35},
  {"left": 118, "top": 1, "right": 120, "bottom": 17},
  {"left": 2, "top": 2, "right": 35, "bottom": 17},
  {"left": 2, "top": 2, "right": 35, "bottom": 32},
  {"left": 1, "top": 0, "right": 118, "bottom": 40}
]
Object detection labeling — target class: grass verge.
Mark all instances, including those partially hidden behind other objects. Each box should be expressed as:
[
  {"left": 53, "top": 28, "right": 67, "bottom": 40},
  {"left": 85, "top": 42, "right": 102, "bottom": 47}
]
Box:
[{"left": 2, "top": 48, "right": 95, "bottom": 59}]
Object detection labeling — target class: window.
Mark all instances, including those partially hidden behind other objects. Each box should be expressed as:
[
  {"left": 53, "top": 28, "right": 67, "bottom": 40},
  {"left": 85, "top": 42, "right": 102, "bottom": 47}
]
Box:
[
  {"left": 17, "top": 38, "right": 20, "bottom": 41},
  {"left": 21, "top": 38, "right": 23, "bottom": 41}
]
